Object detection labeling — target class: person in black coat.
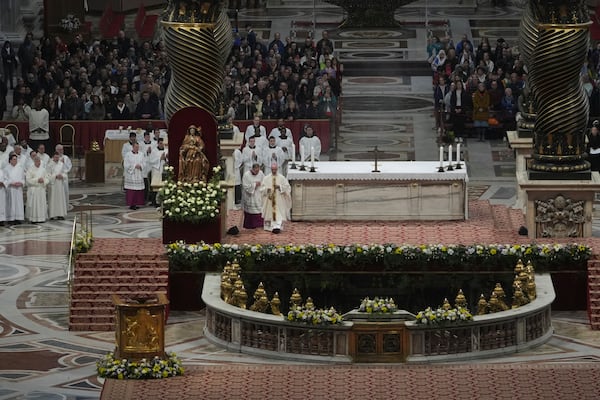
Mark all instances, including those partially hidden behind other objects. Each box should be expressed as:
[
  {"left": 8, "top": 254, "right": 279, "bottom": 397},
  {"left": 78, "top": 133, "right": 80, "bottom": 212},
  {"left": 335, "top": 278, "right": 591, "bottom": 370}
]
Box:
[
  {"left": 588, "top": 123, "right": 600, "bottom": 172},
  {"left": 135, "top": 91, "right": 160, "bottom": 120},
  {"left": 450, "top": 80, "right": 472, "bottom": 140},
  {"left": 1, "top": 41, "right": 18, "bottom": 89},
  {"left": 111, "top": 97, "right": 132, "bottom": 120}
]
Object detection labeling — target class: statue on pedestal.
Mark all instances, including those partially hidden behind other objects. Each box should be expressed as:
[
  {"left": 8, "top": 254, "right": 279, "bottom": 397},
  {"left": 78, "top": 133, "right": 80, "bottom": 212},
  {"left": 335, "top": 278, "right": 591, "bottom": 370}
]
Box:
[{"left": 178, "top": 125, "right": 210, "bottom": 183}]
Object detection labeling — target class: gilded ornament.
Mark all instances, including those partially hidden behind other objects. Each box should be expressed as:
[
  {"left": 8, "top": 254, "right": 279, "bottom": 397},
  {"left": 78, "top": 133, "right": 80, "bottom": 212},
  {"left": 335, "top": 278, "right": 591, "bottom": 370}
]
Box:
[
  {"left": 290, "top": 288, "right": 302, "bottom": 307},
  {"left": 455, "top": 289, "right": 467, "bottom": 308},
  {"left": 477, "top": 294, "right": 488, "bottom": 315},
  {"left": 270, "top": 292, "right": 282, "bottom": 316}
]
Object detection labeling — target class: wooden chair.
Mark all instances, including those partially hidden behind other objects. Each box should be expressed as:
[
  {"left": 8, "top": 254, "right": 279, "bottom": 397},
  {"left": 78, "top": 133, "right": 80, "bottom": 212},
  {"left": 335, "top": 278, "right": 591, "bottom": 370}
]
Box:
[
  {"left": 3, "top": 123, "right": 19, "bottom": 145},
  {"left": 59, "top": 123, "right": 76, "bottom": 158}
]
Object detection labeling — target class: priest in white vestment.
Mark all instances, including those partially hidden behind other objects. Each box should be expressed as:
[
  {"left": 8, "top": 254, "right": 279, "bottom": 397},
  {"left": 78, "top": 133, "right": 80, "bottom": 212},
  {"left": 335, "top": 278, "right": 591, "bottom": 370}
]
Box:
[
  {"left": 5, "top": 154, "right": 25, "bottom": 224},
  {"left": 123, "top": 142, "right": 146, "bottom": 210},
  {"left": 260, "top": 163, "right": 291, "bottom": 233},
  {"left": 47, "top": 152, "right": 68, "bottom": 220},
  {"left": 55, "top": 144, "right": 72, "bottom": 206},
  {"left": 242, "top": 163, "right": 265, "bottom": 229},
  {"left": 299, "top": 125, "right": 322, "bottom": 162},
  {"left": 25, "top": 156, "right": 49, "bottom": 223}
]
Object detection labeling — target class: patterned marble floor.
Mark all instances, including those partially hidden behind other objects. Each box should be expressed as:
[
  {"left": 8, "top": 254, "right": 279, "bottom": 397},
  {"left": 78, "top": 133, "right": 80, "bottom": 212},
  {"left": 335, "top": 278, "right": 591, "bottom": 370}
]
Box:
[{"left": 2, "top": 1, "right": 600, "bottom": 399}]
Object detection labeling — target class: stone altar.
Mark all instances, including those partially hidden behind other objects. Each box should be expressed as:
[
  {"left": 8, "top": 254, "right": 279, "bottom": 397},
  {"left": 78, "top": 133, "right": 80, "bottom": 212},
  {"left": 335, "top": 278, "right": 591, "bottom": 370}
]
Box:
[{"left": 287, "top": 161, "right": 468, "bottom": 221}]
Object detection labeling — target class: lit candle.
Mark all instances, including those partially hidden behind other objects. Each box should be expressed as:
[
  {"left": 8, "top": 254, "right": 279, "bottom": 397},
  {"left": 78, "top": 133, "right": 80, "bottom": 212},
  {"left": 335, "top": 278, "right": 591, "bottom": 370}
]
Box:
[
  {"left": 310, "top": 146, "right": 315, "bottom": 168},
  {"left": 448, "top": 144, "right": 453, "bottom": 166},
  {"left": 300, "top": 146, "right": 305, "bottom": 165},
  {"left": 439, "top": 146, "right": 443, "bottom": 168},
  {"left": 456, "top": 143, "right": 461, "bottom": 163}
]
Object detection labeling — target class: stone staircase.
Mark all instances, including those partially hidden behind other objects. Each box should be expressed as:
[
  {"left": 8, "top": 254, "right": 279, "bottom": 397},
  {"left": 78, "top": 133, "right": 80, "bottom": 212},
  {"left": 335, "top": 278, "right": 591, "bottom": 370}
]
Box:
[
  {"left": 588, "top": 257, "right": 600, "bottom": 330},
  {"left": 69, "top": 238, "right": 169, "bottom": 331}
]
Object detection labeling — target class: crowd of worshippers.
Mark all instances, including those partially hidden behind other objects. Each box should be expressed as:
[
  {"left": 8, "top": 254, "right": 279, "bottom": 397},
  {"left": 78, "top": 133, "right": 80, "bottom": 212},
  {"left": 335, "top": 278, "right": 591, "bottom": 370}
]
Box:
[
  {"left": 0, "top": 31, "right": 168, "bottom": 122},
  {"left": 0, "top": 137, "right": 70, "bottom": 225},
  {"left": 0, "top": 26, "right": 342, "bottom": 123},
  {"left": 222, "top": 27, "right": 341, "bottom": 121},
  {"left": 429, "top": 33, "right": 600, "bottom": 142}
]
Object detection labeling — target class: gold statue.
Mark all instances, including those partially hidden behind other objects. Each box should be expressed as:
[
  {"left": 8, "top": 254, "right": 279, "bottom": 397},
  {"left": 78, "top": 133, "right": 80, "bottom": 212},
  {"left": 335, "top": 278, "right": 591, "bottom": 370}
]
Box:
[
  {"left": 250, "top": 293, "right": 269, "bottom": 312},
  {"left": 270, "top": 292, "right": 282, "bottom": 316},
  {"left": 455, "top": 289, "right": 467, "bottom": 308},
  {"left": 178, "top": 125, "right": 210, "bottom": 183},
  {"left": 477, "top": 294, "right": 488, "bottom": 315}
]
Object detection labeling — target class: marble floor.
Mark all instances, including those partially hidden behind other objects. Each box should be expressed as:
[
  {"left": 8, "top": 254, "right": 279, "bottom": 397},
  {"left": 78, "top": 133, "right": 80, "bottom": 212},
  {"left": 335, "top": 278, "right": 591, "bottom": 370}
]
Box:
[{"left": 2, "top": 1, "right": 600, "bottom": 399}]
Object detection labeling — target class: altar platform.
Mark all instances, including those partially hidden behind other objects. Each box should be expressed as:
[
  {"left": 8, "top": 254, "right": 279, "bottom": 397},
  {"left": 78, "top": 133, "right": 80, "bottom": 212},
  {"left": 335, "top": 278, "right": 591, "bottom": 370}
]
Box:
[{"left": 287, "top": 161, "right": 468, "bottom": 221}]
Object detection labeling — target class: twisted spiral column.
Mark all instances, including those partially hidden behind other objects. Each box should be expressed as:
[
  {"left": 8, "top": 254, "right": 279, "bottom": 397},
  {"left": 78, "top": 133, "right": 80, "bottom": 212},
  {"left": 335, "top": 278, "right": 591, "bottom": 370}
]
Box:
[
  {"left": 162, "top": 10, "right": 233, "bottom": 123},
  {"left": 519, "top": 2, "right": 591, "bottom": 173}
]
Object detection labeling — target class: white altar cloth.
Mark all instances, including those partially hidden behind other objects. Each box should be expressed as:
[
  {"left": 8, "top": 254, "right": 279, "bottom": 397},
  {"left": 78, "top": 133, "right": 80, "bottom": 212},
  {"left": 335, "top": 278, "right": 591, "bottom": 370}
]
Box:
[
  {"left": 287, "top": 161, "right": 468, "bottom": 181},
  {"left": 287, "top": 161, "right": 468, "bottom": 221}
]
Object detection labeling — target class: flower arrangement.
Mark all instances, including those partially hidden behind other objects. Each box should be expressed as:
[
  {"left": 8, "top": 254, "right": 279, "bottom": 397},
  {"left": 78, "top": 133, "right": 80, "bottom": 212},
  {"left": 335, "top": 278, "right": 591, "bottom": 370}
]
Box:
[
  {"left": 415, "top": 306, "right": 473, "bottom": 325},
  {"left": 96, "top": 352, "right": 184, "bottom": 379},
  {"left": 159, "top": 165, "right": 226, "bottom": 223},
  {"left": 73, "top": 230, "right": 93, "bottom": 254},
  {"left": 358, "top": 297, "right": 398, "bottom": 314},
  {"left": 60, "top": 14, "right": 81, "bottom": 32},
  {"left": 166, "top": 242, "right": 591, "bottom": 273},
  {"left": 287, "top": 305, "right": 343, "bottom": 325}
]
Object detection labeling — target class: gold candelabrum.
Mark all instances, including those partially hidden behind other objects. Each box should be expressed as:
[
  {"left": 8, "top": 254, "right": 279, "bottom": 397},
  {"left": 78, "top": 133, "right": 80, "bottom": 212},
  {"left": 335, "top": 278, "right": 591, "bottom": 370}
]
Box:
[{"left": 161, "top": 2, "right": 233, "bottom": 123}]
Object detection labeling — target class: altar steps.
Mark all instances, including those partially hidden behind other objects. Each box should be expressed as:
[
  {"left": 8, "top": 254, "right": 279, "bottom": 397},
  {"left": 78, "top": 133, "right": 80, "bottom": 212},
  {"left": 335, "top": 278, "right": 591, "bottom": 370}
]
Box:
[
  {"left": 69, "top": 238, "right": 169, "bottom": 332},
  {"left": 588, "top": 258, "right": 600, "bottom": 330}
]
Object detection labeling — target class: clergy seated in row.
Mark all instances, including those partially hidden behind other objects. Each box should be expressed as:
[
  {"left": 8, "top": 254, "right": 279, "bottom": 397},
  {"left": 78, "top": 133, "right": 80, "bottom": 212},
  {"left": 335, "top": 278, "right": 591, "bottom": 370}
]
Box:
[{"left": 299, "top": 125, "right": 321, "bottom": 161}]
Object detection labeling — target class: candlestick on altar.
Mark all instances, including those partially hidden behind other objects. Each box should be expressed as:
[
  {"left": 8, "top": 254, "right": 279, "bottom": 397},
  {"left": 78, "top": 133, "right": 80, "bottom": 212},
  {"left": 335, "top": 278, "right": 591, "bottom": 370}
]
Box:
[
  {"left": 309, "top": 146, "right": 316, "bottom": 172},
  {"left": 368, "top": 146, "right": 381, "bottom": 172},
  {"left": 290, "top": 142, "right": 297, "bottom": 169},
  {"left": 447, "top": 144, "right": 454, "bottom": 171},
  {"left": 438, "top": 146, "right": 445, "bottom": 172},
  {"left": 455, "top": 143, "right": 462, "bottom": 169},
  {"left": 299, "top": 146, "right": 306, "bottom": 171}
]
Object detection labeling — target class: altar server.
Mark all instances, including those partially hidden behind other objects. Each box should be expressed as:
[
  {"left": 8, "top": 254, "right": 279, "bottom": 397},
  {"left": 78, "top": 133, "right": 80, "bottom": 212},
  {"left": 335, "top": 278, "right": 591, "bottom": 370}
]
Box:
[
  {"left": 262, "top": 136, "right": 286, "bottom": 173},
  {"left": 123, "top": 142, "right": 146, "bottom": 210},
  {"left": 299, "top": 125, "right": 321, "bottom": 161},
  {"left": 260, "top": 162, "right": 291, "bottom": 234},
  {"left": 242, "top": 163, "right": 264, "bottom": 229},
  {"left": 0, "top": 166, "right": 7, "bottom": 226},
  {"left": 55, "top": 144, "right": 72, "bottom": 207}
]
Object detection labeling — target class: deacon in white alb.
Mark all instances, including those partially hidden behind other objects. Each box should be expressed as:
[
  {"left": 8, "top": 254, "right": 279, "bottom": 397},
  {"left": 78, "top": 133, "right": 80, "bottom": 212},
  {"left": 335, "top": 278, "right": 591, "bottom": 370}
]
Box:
[
  {"left": 5, "top": 153, "right": 25, "bottom": 224},
  {"left": 299, "top": 124, "right": 321, "bottom": 161},
  {"left": 123, "top": 142, "right": 146, "bottom": 210}
]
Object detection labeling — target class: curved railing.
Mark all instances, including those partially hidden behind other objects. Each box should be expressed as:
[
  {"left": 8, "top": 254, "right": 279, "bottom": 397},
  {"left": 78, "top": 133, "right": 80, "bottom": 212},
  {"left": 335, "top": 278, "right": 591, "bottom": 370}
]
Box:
[{"left": 202, "top": 274, "right": 555, "bottom": 363}]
